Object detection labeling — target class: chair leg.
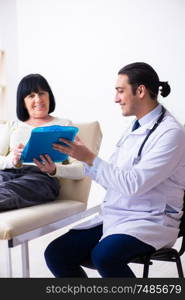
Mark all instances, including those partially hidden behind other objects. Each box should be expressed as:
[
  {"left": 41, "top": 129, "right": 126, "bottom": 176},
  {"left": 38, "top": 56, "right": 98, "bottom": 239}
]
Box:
[
  {"left": 21, "top": 241, "right": 30, "bottom": 278},
  {"left": 176, "top": 257, "right": 184, "bottom": 278},
  {"left": 6, "top": 242, "right": 13, "bottom": 277},
  {"left": 143, "top": 261, "right": 150, "bottom": 278}
]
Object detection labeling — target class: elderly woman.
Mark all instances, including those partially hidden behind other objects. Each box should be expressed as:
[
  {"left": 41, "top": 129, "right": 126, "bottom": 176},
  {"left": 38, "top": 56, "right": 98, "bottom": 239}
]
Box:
[{"left": 0, "top": 74, "right": 84, "bottom": 211}]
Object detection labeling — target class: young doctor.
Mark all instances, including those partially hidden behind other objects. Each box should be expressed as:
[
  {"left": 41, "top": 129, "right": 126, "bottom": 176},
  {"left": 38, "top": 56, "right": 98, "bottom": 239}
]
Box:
[{"left": 45, "top": 62, "right": 185, "bottom": 277}]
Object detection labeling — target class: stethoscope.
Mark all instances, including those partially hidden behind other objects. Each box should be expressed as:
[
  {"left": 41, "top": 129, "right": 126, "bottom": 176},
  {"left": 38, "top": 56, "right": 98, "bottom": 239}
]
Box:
[{"left": 134, "top": 105, "right": 166, "bottom": 164}]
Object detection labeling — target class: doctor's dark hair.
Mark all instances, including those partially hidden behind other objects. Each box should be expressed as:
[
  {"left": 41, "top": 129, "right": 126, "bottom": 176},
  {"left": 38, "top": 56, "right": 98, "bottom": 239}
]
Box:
[
  {"left": 16, "top": 73, "right": 56, "bottom": 121},
  {"left": 118, "top": 62, "right": 171, "bottom": 99}
]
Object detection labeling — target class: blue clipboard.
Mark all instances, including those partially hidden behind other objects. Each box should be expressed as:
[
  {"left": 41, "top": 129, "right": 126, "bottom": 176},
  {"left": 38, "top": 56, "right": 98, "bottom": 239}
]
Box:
[{"left": 21, "top": 125, "right": 79, "bottom": 163}]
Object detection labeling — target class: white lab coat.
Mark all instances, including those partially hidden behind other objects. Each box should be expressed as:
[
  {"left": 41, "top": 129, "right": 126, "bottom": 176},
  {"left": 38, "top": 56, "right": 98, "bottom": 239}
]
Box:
[{"left": 79, "top": 106, "right": 185, "bottom": 250}]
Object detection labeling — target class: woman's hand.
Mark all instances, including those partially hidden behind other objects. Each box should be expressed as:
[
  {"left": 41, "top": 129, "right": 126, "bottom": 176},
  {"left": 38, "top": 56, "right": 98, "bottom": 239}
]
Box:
[
  {"left": 52, "top": 136, "right": 96, "bottom": 166},
  {"left": 33, "top": 154, "right": 56, "bottom": 175},
  {"left": 12, "top": 143, "right": 24, "bottom": 167}
]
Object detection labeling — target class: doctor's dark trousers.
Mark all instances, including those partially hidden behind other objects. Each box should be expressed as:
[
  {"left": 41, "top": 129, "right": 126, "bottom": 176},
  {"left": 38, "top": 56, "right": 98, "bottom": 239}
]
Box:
[{"left": 44, "top": 224, "right": 155, "bottom": 277}]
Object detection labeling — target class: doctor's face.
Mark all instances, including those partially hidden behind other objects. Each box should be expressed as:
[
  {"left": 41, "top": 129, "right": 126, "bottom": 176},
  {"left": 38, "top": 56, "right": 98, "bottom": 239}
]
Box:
[{"left": 115, "top": 74, "right": 140, "bottom": 117}]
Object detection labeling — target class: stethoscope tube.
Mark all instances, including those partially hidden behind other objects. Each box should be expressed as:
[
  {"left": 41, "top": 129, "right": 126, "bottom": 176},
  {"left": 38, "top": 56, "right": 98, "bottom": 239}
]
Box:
[{"left": 136, "top": 106, "right": 166, "bottom": 162}]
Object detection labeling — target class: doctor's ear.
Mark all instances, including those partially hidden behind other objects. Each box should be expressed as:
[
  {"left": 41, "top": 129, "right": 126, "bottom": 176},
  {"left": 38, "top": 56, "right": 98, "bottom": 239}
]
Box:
[{"left": 137, "top": 85, "right": 146, "bottom": 98}]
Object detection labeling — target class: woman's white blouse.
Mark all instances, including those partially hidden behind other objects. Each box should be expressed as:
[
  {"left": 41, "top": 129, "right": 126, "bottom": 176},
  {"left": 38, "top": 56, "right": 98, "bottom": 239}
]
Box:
[{"left": 0, "top": 117, "right": 84, "bottom": 180}]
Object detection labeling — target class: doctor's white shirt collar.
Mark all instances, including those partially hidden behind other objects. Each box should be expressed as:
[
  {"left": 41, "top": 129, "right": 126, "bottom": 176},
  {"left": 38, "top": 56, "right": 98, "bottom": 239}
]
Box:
[{"left": 136, "top": 104, "right": 162, "bottom": 128}]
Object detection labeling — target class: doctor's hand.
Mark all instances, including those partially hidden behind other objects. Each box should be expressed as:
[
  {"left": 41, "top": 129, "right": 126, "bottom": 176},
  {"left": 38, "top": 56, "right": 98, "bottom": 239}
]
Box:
[
  {"left": 12, "top": 143, "right": 24, "bottom": 167},
  {"left": 33, "top": 154, "right": 56, "bottom": 175},
  {"left": 52, "top": 136, "right": 96, "bottom": 166}
]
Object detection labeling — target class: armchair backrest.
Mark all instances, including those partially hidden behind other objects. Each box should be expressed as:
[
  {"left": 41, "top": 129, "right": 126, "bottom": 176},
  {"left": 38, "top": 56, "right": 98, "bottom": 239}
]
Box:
[
  {"left": 58, "top": 121, "right": 102, "bottom": 205},
  {"left": 0, "top": 120, "right": 102, "bottom": 207}
]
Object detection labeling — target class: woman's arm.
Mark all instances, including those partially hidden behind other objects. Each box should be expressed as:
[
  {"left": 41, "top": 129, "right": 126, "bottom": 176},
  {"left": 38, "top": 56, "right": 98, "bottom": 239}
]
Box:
[{"left": 33, "top": 155, "right": 85, "bottom": 179}]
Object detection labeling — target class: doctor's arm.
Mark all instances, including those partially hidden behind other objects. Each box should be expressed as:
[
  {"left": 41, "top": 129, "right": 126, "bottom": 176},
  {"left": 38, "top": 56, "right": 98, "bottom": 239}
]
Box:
[{"left": 53, "top": 129, "right": 185, "bottom": 197}]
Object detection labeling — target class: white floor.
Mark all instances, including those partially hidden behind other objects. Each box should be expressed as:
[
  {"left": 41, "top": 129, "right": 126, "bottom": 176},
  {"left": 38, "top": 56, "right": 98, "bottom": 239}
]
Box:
[
  {"left": 0, "top": 226, "right": 184, "bottom": 278},
  {"left": 0, "top": 184, "right": 184, "bottom": 278}
]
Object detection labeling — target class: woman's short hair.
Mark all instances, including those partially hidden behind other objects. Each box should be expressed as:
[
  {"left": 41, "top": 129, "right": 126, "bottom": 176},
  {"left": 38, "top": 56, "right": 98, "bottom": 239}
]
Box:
[
  {"left": 118, "top": 62, "right": 171, "bottom": 99},
  {"left": 16, "top": 73, "right": 56, "bottom": 121}
]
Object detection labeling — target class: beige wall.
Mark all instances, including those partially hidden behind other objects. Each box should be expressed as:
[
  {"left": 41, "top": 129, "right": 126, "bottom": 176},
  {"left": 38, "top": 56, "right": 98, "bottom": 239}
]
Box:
[
  {"left": 1, "top": 0, "right": 185, "bottom": 152},
  {"left": 1, "top": 0, "right": 185, "bottom": 205},
  {"left": 0, "top": 0, "right": 19, "bottom": 120}
]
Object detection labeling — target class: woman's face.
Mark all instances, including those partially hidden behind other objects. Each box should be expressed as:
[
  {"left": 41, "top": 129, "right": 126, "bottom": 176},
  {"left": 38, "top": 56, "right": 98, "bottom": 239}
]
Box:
[{"left": 24, "top": 90, "right": 50, "bottom": 119}]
